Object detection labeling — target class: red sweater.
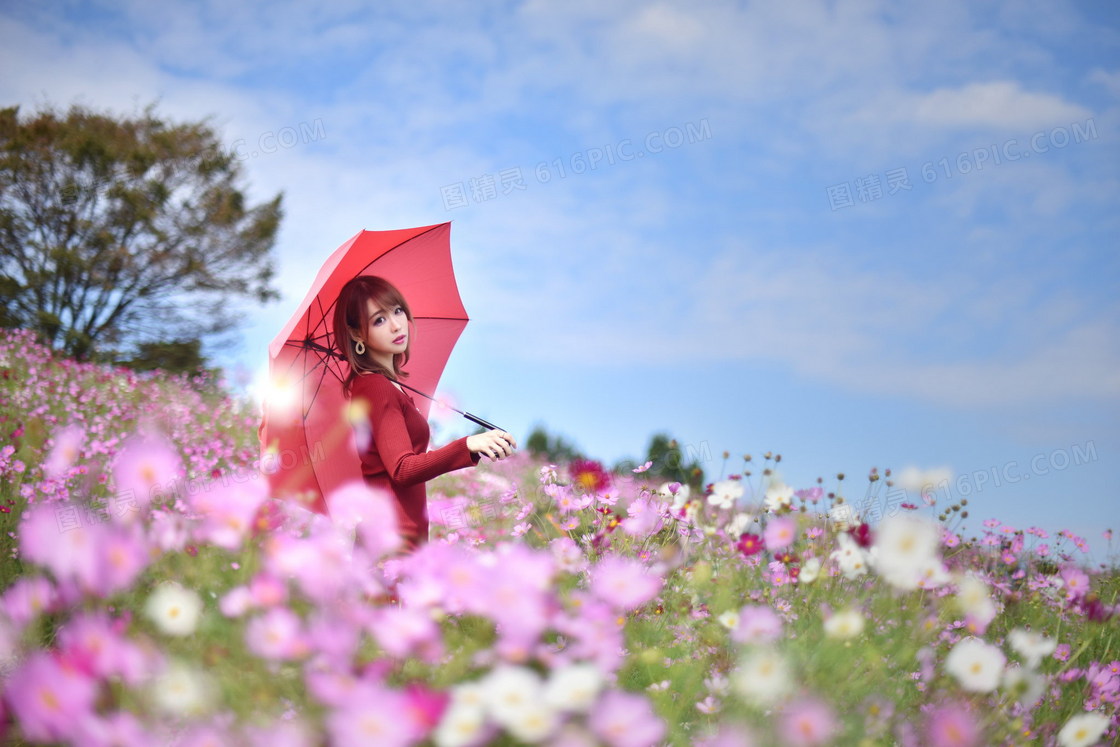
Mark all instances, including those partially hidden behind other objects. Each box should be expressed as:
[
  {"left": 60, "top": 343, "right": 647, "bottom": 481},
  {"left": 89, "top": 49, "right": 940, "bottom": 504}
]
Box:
[{"left": 349, "top": 373, "right": 479, "bottom": 549}]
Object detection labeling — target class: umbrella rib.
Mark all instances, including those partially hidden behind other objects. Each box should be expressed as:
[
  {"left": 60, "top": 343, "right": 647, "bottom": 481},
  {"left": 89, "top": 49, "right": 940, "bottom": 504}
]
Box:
[{"left": 357, "top": 224, "right": 446, "bottom": 274}]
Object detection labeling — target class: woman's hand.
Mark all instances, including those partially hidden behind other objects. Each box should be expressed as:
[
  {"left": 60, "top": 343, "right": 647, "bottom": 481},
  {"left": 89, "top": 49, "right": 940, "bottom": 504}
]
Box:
[{"left": 466, "top": 430, "right": 517, "bottom": 461}]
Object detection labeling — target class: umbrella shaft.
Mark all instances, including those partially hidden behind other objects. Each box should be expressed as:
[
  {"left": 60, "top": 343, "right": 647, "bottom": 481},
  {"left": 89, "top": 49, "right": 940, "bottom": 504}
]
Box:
[
  {"left": 463, "top": 412, "right": 501, "bottom": 432},
  {"left": 394, "top": 379, "right": 503, "bottom": 432}
]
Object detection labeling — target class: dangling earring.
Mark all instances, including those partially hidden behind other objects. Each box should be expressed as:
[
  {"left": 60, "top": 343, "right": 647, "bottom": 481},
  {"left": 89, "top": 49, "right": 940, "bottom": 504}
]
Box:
[{"left": 355, "top": 340, "right": 366, "bottom": 355}]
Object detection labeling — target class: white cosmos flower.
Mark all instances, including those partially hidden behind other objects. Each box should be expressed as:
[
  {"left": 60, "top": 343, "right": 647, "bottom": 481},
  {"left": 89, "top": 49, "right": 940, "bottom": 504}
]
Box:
[
  {"left": 658, "top": 482, "right": 691, "bottom": 509},
  {"left": 823, "top": 608, "right": 865, "bottom": 640},
  {"left": 1001, "top": 663, "right": 1046, "bottom": 708},
  {"left": 763, "top": 481, "right": 794, "bottom": 512},
  {"left": 708, "top": 480, "right": 743, "bottom": 510},
  {"left": 1057, "top": 712, "right": 1110, "bottom": 747},
  {"left": 716, "top": 610, "right": 740, "bottom": 631},
  {"left": 726, "top": 512, "right": 754, "bottom": 537},
  {"left": 482, "top": 665, "right": 544, "bottom": 727},
  {"left": 873, "top": 515, "right": 942, "bottom": 591},
  {"left": 504, "top": 699, "right": 558, "bottom": 743},
  {"left": 830, "top": 532, "right": 871, "bottom": 580},
  {"left": 433, "top": 702, "right": 486, "bottom": 747},
  {"left": 955, "top": 574, "right": 998, "bottom": 627},
  {"left": 144, "top": 582, "right": 202, "bottom": 636},
  {"left": 944, "top": 637, "right": 1006, "bottom": 693},
  {"left": 732, "top": 649, "right": 792, "bottom": 707},
  {"left": 151, "top": 660, "right": 214, "bottom": 716},
  {"left": 544, "top": 662, "right": 603, "bottom": 712},
  {"left": 798, "top": 557, "right": 822, "bottom": 584},
  {"left": 1008, "top": 628, "right": 1057, "bottom": 669},
  {"left": 914, "top": 557, "right": 951, "bottom": 589}
]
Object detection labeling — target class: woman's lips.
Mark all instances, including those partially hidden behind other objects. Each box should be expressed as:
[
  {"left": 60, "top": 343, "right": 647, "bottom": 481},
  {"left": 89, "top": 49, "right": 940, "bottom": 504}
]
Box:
[{"left": 394, "top": 335, "right": 406, "bottom": 345}]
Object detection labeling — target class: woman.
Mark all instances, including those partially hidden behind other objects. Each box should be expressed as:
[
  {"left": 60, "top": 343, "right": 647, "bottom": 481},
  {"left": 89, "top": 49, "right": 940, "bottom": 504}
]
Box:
[{"left": 332, "top": 275, "right": 516, "bottom": 550}]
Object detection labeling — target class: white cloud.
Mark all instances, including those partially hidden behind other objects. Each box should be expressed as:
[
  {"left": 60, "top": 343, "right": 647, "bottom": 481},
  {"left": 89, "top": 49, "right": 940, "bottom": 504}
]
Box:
[{"left": 909, "top": 81, "right": 1091, "bottom": 130}]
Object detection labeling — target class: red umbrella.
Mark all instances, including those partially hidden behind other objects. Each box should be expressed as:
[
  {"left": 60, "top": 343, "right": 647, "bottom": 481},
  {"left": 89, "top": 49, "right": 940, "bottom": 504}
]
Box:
[{"left": 258, "top": 222, "right": 495, "bottom": 514}]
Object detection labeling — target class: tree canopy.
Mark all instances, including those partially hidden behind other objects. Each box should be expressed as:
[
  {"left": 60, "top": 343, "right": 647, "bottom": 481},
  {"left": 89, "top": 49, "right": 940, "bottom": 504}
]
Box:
[{"left": 0, "top": 103, "right": 282, "bottom": 362}]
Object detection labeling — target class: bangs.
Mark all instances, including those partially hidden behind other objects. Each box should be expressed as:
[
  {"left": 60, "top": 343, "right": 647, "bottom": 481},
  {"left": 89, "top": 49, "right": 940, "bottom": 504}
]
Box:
[{"left": 332, "top": 275, "right": 414, "bottom": 390}]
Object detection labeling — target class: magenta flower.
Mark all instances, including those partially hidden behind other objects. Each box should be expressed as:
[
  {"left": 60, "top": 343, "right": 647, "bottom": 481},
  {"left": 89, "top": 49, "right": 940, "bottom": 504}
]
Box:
[
  {"left": 764, "top": 516, "right": 797, "bottom": 551},
  {"left": 778, "top": 697, "right": 838, "bottom": 747},
  {"left": 589, "top": 556, "right": 663, "bottom": 612},
  {"left": 570, "top": 458, "right": 612, "bottom": 494},
  {"left": 737, "top": 533, "right": 765, "bottom": 557},
  {"left": 589, "top": 689, "right": 666, "bottom": 747},
  {"left": 4, "top": 650, "right": 98, "bottom": 743}
]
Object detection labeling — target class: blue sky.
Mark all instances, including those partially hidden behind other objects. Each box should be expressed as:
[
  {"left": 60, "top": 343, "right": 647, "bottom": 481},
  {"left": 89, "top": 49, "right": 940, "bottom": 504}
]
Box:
[{"left": 2, "top": 0, "right": 1117, "bottom": 558}]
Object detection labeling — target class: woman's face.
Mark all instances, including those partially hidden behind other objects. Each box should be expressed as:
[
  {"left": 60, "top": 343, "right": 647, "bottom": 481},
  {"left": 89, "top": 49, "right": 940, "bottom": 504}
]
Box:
[{"left": 360, "top": 297, "right": 409, "bottom": 367}]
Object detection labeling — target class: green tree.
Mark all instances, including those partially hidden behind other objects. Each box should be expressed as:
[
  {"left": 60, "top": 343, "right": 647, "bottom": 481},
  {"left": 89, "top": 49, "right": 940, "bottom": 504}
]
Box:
[
  {"left": 525, "top": 424, "right": 583, "bottom": 463},
  {"left": 0, "top": 103, "right": 282, "bottom": 361},
  {"left": 641, "top": 432, "right": 706, "bottom": 489}
]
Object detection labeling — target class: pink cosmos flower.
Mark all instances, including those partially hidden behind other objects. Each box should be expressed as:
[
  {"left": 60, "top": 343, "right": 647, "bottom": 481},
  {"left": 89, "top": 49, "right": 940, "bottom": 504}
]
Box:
[
  {"left": 925, "top": 702, "right": 981, "bottom": 747},
  {"left": 731, "top": 605, "right": 783, "bottom": 645},
  {"left": 1, "top": 575, "right": 57, "bottom": 628},
  {"left": 44, "top": 424, "right": 85, "bottom": 480},
  {"left": 112, "top": 434, "right": 184, "bottom": 511},
  {"left": 589, "top": 556, "right": 663, "bottom": 612},
  {"left": 779, "top": 697, "right": 838, "bottom": 747},
  {"left": 325, "top": 481, "right": 401, "bottom": 559},
  {"left": 1060, "top": 566, "right": 1090, "bottom": 601},
  {"left": 190, "top": 473, "right": 269, "bottom": 551},
  {"left": 57, "top": 611, "right": 157, "bottom": 686},
  {"left": 367, "top": 605, "right": 443, "bottom": 661},
  {"left": 19, "top": 502, "right": 101, "bottom": 591},
  {"left": 246, "top": 606, "right": 308, "bottom": 661},
  {"left": 326, "top": 681, "right": 417, "bottom": 747},
  {"left": 72, "top": 709, "right": 152, "bottom": 747},
  {"left": 589, "top": 689, "right": 666, "bottom": 747},
  {"left": 764, "top": 517, "right": 797, "bottom": 551},
  {"left": 95, "top": 523, "right": 150, "bottom": 595},
  {"left": 621, "top": 496, "right": 663, "bottom": 537},
  {"left": 4, "top": 650, "right": 99, "bottom": 743}
]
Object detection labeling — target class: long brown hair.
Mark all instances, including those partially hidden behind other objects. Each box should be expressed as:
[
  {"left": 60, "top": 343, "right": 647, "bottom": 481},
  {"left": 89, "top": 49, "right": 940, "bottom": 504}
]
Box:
[{"left": 332, "top": 275, "right": 413, "bottom": 394}]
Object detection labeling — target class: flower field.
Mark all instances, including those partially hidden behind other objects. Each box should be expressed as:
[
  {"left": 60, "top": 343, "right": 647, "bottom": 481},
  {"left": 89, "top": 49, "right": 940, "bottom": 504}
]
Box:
[{"left": 0, "top": 326, "right": 1117, "bottom": 747}]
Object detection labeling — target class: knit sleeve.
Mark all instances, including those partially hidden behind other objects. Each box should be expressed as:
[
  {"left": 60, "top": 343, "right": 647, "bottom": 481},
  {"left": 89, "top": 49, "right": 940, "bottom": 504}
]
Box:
[{"left": 351, "top": 374, "right": 479, "bottom": 487}]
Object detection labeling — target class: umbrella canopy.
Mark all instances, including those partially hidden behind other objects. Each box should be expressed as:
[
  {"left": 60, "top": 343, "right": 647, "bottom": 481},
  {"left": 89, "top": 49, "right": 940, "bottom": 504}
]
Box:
[{"left": 259, "top": 222, "right": 469, "bottom": 514}]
